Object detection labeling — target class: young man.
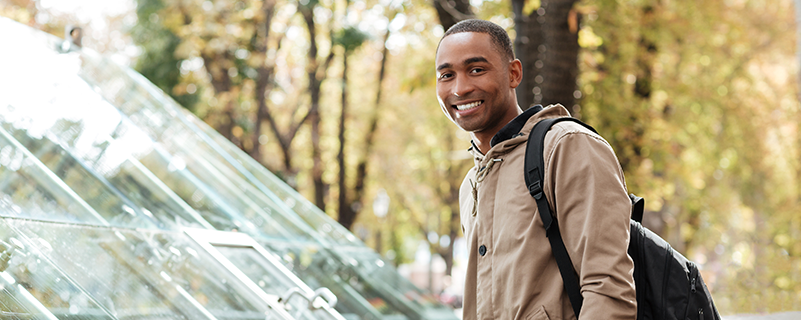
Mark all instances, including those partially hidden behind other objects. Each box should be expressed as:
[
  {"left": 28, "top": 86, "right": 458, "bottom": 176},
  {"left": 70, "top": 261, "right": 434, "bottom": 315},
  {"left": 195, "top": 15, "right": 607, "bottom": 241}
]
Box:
[{"left": 436, "top": 19, "right": 637, "bottom": 319}]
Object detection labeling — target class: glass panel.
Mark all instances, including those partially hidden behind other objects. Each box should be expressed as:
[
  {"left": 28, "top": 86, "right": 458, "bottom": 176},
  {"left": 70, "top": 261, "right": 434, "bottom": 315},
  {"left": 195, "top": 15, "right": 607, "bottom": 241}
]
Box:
[
  {"left": 260, "top": 241, "right": 402, "bottom": 320},
  {"left": 214, "top": 246, "right": 298, "bottom": 297},
  {"left": 273, "top": 244, "right": 453, "bottom": 320},
  {"left": 136, "top": 144, "right": 311, "bottom": 240},
  {"left": 73, "top": 55, "right": 325, "bottom": 243},
  {"left": 332, "top": 247, "right": 441, "bottom": 309},
  {"left": 2, "top": 123, "right": 161, "bottom": 229},
  {"left": 0, "top": 126, "right": 107, "bottom": 225},
  {"left": 213, "top": 245, "right": 341, "bottom": 320},
  {"left": 0, "top": 71, "right": 211, "bottom": 230},
  {"left": 328, "top": 247, "right": 459, "bottom": 319},
  {"left": 0, "top": 219, "right": 113, "bottom": 319},
  {"left": 1, "top": 57, "right": 316, "bottom": 241},
  {"left": 182, "top": 112, "right": 362, "bottom": 247},
  {"left": 76, "top": 52, "right": 360, "bottom": 247},
  {"left": 1, "top": 218, "right": 289, "bottom": 320}
]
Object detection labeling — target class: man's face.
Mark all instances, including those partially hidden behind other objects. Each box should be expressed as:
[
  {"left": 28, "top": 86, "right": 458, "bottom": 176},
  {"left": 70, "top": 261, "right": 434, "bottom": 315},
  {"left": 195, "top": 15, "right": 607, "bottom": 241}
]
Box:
[{"left": 435, "top": 32, "right": 519, "bottom": 134}]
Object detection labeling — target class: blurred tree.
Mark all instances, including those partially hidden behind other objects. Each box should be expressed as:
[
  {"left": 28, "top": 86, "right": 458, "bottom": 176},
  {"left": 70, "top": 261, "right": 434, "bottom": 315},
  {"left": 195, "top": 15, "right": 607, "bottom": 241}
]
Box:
[
  {"left": 132, "top": 0, "right": 325, "bottom": 186},
  {"left": 0, "top": 0, "right": 79, "bottom": 41},
  {"left": 130, "top": 0, "right": 407, "bottom": 239},
  {"left": 512, "top": 0, "right": 581, "bottom": 112},
  {"left": 0, "top": 0, "right": 39, "bottom": 25},
  {"left": 579, "top": 0, "right": 800, "bottom": 312},
  {"left": 349, "top": 20, "right": 394, "bottom": 229},
  {"left": 433, "top": 0, "right": 473, "bottom": 30},
  {"left": 297, "top": 0, "right": 335, "bottom": 211},
  {"left": 335, "top": 25, "right": 369, "bottom": 230},
  {"left": 131, "top": 0, "right": 200, "bottom": 111}
]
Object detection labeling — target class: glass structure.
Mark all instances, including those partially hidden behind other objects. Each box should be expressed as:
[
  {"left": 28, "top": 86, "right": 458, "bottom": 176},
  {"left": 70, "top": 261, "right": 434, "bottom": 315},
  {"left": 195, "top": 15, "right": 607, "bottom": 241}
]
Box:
[{"left": 0, "top": 18, "right": 457, "bottom": 320}]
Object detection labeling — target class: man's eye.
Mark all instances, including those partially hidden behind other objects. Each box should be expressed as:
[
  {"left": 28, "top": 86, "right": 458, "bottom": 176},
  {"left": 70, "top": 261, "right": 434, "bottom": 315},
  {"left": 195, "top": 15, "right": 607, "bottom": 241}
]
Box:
[
  {"left": 439, "top": 73, "right": 453, "bottom": 80},
  {"left": 470, "top": 68, "right": 484, "bottom": 73}
]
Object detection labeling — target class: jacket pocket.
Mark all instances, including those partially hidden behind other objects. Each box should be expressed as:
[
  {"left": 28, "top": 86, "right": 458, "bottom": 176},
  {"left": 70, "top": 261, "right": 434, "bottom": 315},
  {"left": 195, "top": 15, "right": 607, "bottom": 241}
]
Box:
[{"left": 525, "top": 306, "right": 550, "bottom": 320}]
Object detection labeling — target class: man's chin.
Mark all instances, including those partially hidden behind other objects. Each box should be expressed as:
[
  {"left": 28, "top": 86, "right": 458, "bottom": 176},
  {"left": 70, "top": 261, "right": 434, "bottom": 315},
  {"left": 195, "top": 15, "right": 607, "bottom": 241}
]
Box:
[{"left": 456, "top": 123, "right": 481, "bottom": 133}]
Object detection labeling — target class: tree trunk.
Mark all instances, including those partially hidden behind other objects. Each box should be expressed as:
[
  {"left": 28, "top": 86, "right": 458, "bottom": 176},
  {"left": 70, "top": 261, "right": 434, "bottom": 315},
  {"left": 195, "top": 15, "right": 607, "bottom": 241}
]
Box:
[
  {"left": 300, "top": 1, "right": 334, "bottom": 211},
  {"left": 433, "top": 0, "right": 473, "bottom": 31},
  {"left": 248, "top": 0, "right": 276, "bottom": 163},
  {"left": 200, "top": 54, "right": 235, "bottom": 139},
  {"left": 512, "top": 0, "right": 541, "bottom": 110},
  {"left": 540, "top": 0, "right": 580, "bottom": 114},
  {"left": 351, "top": 29, "right": 392, "bottom": 234},
  {"left": 338, "top": 54, "right": 355, "bottom": 230},
  {"left": 513, "top": 0, "right": 580, "bottom": 114}
]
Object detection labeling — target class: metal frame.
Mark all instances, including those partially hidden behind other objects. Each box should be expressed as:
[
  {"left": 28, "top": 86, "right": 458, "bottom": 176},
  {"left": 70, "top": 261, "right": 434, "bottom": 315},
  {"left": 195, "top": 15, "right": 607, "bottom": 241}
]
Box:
[{"left": 185, "top": 228, "right": 345, "bottom": 320}]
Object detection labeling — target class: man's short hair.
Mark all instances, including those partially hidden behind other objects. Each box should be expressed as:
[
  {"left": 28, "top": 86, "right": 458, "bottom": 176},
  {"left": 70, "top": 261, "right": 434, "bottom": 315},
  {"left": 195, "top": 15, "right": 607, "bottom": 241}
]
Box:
[{"left": 440, "top": 19, "right": 515, "bottom": 62}]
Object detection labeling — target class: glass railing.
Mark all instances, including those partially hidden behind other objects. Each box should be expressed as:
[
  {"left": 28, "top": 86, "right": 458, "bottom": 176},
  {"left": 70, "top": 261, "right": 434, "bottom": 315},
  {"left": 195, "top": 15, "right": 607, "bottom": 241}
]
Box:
[{"left": 0, "top": 217, "right": 301, "bottom": 319}]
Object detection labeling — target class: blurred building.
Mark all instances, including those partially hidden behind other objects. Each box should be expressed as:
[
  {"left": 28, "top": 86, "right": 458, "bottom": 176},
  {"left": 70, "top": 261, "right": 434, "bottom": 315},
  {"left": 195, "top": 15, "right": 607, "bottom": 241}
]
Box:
[{"left": 0, "top": 17, "right": 458, "bottom": 320}]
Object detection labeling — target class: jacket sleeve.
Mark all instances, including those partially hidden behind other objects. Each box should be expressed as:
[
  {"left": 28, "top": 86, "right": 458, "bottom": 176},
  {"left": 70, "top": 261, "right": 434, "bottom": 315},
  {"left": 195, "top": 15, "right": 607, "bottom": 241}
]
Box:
[{"left": 544, "top": 128, "right": 637, "bottom": 319}]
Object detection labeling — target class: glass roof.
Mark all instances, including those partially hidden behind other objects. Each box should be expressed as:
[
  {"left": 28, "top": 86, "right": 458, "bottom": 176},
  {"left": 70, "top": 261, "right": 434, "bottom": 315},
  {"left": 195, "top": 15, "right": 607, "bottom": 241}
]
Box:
[{"left": 0, "top": 17, "right": 456, "bottom": 320}]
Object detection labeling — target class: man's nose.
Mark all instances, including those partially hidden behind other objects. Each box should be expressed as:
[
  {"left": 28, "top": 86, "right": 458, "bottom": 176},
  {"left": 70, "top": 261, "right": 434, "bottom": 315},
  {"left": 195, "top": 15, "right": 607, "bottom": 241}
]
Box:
[{"left": 453, "top": 76, "right": 475, "bottom": 97}]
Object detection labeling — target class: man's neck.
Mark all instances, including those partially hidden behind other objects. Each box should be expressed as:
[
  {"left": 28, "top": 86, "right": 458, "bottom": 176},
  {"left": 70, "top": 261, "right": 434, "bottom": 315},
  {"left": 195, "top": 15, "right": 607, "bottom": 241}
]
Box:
[
  {"left": 471, "top": 106, "right": 523, "bottom": 154},
  {"left": 471, "top": 133, "right": 494, "bottom": 156}
]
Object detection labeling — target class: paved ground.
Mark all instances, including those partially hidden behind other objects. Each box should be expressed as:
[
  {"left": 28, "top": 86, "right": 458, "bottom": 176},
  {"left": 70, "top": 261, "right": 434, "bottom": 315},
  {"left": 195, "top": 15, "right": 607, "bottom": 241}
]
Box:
[{"left": 723, "top": 311, "right": 801, "bottom": 319}]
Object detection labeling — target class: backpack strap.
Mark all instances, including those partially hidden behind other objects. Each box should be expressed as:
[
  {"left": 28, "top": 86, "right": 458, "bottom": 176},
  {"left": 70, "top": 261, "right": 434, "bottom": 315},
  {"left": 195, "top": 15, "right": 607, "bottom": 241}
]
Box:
[
  {"left": 629, "top": 194, "right": 645, "bottom": 223},
  {"left": 524, "top": 117, "right": 597, "bottom": 319}
]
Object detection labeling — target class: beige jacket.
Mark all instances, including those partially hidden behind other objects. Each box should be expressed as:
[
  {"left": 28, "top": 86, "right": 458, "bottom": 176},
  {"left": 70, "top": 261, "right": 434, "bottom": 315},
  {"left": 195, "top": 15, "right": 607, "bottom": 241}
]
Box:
[{"left": 459, "top": 105, "right": 636, "bottom": 320}]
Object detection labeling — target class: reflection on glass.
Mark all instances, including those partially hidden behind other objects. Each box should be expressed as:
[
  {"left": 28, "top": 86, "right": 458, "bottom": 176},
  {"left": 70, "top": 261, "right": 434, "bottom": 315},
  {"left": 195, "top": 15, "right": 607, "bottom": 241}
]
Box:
[
  {"left": 259, "top": 241, "right": 401, "bottom": 320},
  {"left": 75, "top": 57, "right": 325, "bottom": 243},
  {"left": 137, "top": 146, "right": 311, "bottom": 240},
  {"left": 332, "top": 247, "right": 440, "bottom": 311},
  {"left": 2, "top": 218, "right": 288, "bottom": 320},
  {"left": 2, "top": 123, "right": 160, "bottom": 229},
  {"left": 182, "top": 114, "right": 361, "bottom": 246},
  {"left": 0, "top": 220, "right": 113, "bottom": 319},
  {"left": 77, "top": 52, "right": 359, "bottom": 247},
  {"left": 0, "top": 85, "right": 212, "bottom": 231},
  {"left": 212, "top": 245, "right": 335, "bottom": 320},
  {"left": 214, "top": 246, "right": 299, "bottom": 297},
  {"left": 0, "top": 126, "right": 108, "bottom": 226}
]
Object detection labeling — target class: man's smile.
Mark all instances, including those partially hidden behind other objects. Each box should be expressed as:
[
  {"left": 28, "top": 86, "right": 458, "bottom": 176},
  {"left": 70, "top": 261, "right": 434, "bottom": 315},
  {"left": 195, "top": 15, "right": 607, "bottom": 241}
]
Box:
[{"left": 455, "top": 100, "right": 484, "bottom": 111}]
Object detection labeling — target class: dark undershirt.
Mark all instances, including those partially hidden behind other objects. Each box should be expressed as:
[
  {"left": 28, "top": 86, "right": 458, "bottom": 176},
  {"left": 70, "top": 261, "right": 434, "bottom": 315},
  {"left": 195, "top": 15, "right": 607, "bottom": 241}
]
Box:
[{"left": 469, "top": 105, "right": 543, "bottom": 154}]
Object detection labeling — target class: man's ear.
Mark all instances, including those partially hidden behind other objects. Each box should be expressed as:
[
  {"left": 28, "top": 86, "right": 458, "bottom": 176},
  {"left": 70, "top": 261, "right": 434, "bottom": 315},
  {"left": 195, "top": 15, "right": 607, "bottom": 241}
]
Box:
[{"left": 509, "top": 59, "right": 523, "bottom": 88}]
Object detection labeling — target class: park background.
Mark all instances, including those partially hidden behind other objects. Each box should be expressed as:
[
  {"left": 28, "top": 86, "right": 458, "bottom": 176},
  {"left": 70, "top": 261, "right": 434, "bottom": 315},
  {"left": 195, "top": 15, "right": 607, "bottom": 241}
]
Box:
[{"left": 2, "top": 0, "right": 800, "bottom": 315}]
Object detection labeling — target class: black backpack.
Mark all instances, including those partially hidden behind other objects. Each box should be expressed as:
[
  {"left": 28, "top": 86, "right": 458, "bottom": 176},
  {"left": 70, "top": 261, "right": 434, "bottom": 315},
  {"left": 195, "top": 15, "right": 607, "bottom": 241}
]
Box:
[{"left": 523, "top": 116, "right": 721, "bottom": 320}]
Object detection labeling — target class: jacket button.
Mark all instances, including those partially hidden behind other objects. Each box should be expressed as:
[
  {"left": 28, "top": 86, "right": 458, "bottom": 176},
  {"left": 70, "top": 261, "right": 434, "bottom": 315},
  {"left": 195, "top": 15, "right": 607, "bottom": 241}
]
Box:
[{"left": 478, "top": 245, "right": 487, "bottom": 256}]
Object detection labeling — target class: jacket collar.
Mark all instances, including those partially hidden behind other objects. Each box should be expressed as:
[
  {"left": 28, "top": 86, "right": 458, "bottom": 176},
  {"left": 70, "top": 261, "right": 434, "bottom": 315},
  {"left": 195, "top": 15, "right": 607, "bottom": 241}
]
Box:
[
  {"left": 490, "top": 104, "right": 543, "bottom": 147},
  {"left": 468, "top": 104, "right": 571, "bottom": 161}
]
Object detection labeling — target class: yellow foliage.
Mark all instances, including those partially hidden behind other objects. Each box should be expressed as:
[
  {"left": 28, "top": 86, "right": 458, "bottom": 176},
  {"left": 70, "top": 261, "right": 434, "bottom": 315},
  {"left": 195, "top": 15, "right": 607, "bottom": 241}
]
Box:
[
  {"left": 577, "top": 27, "right": 603, "bottom": 48},
  {"left": 522, "top": 0, "right": 540, "bottom": 16}
]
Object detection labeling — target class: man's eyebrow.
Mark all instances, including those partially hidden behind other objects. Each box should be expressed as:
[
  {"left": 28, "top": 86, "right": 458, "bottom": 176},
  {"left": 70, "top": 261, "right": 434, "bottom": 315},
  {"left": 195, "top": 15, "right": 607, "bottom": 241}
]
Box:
[
  {"left": 437, "top": 56, "right": 489, "bottom": 72},
  {"left": 464, "top": 56, "right": 489, "bottom": 65}
]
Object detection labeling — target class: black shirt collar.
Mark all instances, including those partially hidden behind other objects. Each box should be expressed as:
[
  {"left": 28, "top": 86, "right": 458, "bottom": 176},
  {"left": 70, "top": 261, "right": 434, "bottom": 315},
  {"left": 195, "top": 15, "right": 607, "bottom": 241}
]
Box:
[{"left": 489, "top": 104, "right": 543, "bottom": 147}]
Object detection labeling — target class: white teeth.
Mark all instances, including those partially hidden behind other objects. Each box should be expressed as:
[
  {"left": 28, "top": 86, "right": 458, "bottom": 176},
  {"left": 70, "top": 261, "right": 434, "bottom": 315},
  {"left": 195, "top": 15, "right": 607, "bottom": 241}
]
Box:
[{"left": 456, "top": 101, "right": 482, "bottom": 111}]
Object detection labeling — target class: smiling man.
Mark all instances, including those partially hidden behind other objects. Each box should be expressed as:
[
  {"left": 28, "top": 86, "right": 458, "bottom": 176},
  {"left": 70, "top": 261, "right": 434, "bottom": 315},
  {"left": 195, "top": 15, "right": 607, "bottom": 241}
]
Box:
[{"left": 436, "top": 20, "right": 637, "bottom": 320}]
